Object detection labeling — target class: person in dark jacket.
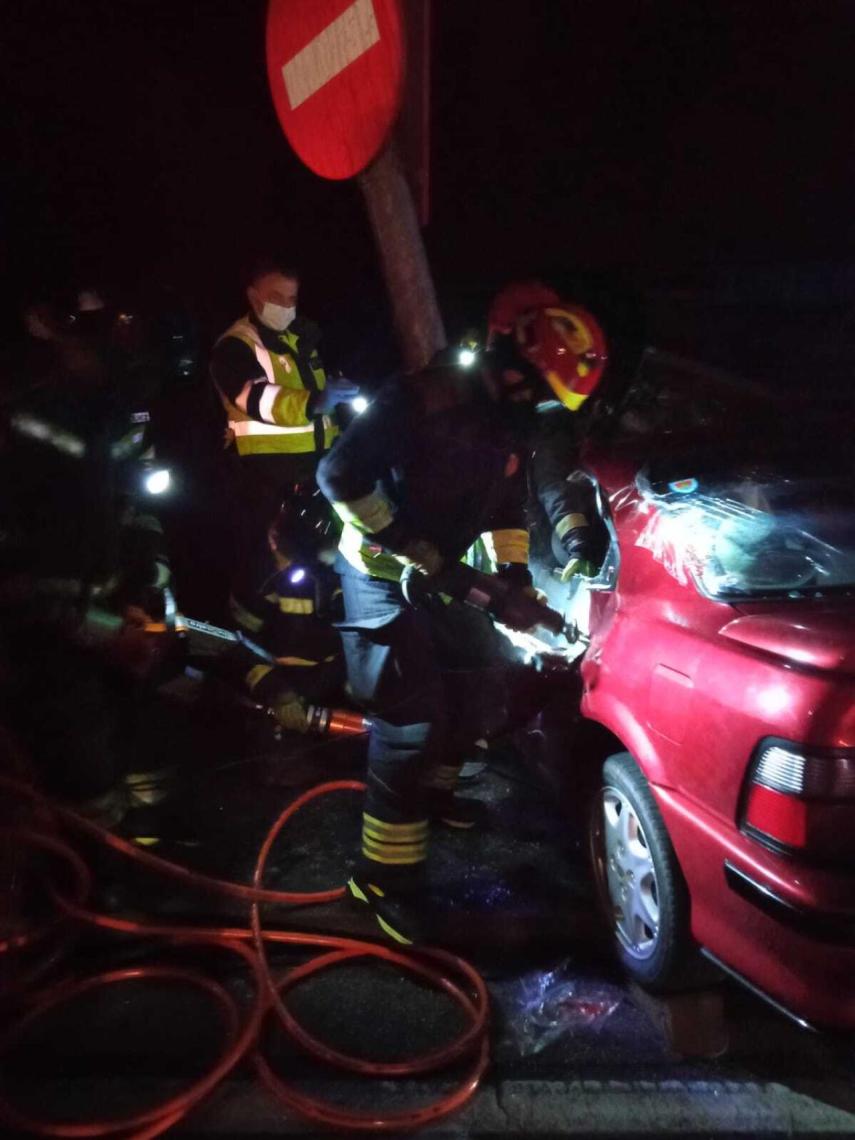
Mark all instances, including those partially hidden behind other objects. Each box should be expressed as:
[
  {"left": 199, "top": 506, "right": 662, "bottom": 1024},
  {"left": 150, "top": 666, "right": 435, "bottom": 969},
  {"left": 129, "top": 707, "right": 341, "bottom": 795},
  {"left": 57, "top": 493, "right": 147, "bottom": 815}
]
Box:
[
  {"left": 317, "top": 354, "right": 537, "bottom": 944},
  {"left": 0, "top": 308, "right": 176, "bottom": 831},
  {"left": 220, "top": 487, "right": 346, "bottom": 733},
  {"left": 487, "top": 280, "right": 612, "bottom": 583}
]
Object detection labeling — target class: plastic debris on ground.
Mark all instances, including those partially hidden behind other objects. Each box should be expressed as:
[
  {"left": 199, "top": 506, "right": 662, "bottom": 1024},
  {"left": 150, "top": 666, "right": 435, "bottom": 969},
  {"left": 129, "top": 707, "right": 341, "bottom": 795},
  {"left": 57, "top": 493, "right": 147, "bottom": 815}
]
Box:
[{"left": 492, "top": 958, "right": 622, "bottom": 1056}]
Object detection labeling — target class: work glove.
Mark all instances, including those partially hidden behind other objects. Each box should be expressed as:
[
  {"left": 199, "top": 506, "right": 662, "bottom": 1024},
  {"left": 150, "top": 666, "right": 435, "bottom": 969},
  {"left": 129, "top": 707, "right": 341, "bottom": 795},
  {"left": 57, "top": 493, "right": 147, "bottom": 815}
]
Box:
[
  {"left": 272, "top": 693, "right": 310, "bottom": 734},
  {"left": 494, "top": 564, "right": 551, "bottom": 632},
  {"left": 525, "top": 585, "right": 549, "bottom": 605},
  {"left": 311, "top": 379, "right": 361, "bottom": 416},
  {"left": 395, "top": 538, "right": 444, "bottom": 578},
  {"left": 557, "top": 526, "right": 598, "bottom": 583},
  {"left": 100, "top": 605, "right": 162, "bottom": 677},
  {"left": 495, "top": 564, "right": 547, "bottom": 603}
]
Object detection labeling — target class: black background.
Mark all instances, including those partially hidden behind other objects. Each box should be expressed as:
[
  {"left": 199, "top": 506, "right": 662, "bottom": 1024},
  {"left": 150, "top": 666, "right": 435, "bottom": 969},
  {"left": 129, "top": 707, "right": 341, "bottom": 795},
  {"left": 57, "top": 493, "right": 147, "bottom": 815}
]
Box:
[{"left": 3, "top": 0, "right": 854, "bottom": 375}]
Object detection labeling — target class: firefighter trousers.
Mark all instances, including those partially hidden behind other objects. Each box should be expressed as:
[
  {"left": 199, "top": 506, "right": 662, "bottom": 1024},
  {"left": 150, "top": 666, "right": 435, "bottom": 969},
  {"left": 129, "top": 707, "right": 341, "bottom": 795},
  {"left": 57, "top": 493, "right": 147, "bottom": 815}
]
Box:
[{"left": 337, "top": 562, "right": 512, "bottom": 890}]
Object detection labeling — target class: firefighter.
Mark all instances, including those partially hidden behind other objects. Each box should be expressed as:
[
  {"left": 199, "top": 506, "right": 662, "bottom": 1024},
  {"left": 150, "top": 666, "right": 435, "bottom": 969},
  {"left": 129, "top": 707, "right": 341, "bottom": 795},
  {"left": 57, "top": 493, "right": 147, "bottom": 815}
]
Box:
[
  {"left": 210, "top": 257, "right": 359, "bottom": 625},
  {"left": 0, "top": 311, "right": 178, "bottom": 832},
  {"left": 220, "top": 485, "right": 346, "bottom": 737},
  {"left": 487, "top": 281, "right": 611, "bottom": 584},
  {"left": 316, "top": 350, "right": 540, "bottom": 945}
]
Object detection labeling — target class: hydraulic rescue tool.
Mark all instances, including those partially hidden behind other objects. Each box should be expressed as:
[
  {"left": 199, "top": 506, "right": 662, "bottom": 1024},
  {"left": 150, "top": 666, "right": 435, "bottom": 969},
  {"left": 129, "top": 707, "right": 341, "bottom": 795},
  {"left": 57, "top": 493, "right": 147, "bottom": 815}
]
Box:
[
  {"left": 400, "top": 562, "right": 590, "bottom": 646},
  {"left": 178, "top": 616, "right": 370, "bottom": 737}
]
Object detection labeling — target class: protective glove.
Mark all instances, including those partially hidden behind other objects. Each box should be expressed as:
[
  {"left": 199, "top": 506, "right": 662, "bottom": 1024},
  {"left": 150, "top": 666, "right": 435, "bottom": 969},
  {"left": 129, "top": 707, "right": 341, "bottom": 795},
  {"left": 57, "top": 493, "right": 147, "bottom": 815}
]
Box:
[
  {"left": 557, "top": 526, "right": 598, "bottom": 583},
  {"left": 559, "top": 556, "right": 598, "bottom": 583},
  {"left": 272, "top": 693, "right": 310, "bottom": 734},
  {"left": 494, "top": 564, "right": 552, "bottom": 632},
  {"left": 394, "top": 538, "right": 444, "bottom": 578},
  {"left": 524, "top": 585, "right": 549, "bottom": 605},
  {"left": 495, "top": 562, "right": 533, "bottom": 588},
  {"left": 311, "top": 379, "right": 361, "bottom": 416},
  {"left": 97, "top": 605, "right": 161, "bottom": 677}
]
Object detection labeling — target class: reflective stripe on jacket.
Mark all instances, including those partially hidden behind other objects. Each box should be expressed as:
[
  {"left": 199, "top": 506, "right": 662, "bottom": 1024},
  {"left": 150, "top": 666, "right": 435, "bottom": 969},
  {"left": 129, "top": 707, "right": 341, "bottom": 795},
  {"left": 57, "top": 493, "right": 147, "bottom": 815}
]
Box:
[{"left": 214, "top": 317, "right": 338, "bottom": 456}]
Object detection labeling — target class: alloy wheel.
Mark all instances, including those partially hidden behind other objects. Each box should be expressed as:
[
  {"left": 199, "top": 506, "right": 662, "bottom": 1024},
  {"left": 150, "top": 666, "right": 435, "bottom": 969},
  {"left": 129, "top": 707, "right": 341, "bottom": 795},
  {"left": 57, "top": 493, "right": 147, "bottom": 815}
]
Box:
[{"left": 598, "top": 785, "right": 660, "bottom": 960}]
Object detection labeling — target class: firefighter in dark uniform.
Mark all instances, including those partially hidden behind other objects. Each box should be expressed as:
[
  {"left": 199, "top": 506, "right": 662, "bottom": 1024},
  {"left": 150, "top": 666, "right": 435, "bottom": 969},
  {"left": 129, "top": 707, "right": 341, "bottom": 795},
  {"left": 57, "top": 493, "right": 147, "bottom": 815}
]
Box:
[
  {"left": 487, "top": 281, "right": 612, "bottom": 584},
  {"left": 317, "top": 354, "right": 538, "bottom": 944},
  {"left": 0, "top": 307, "right": 176, "bottom": 828},
  {"left": 210, "top": 258, "right": 359, "bottom": 625},
  {"left": 219, "top": 487, "right": 346, "bottom": 734}
]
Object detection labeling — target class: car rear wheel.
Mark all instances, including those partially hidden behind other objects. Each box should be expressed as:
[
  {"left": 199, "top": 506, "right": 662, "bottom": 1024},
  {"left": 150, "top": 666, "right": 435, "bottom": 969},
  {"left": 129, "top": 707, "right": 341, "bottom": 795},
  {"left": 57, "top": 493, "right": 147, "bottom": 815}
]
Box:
[{"left": 590, "top": 751, "right": 693, "bottom": 989}]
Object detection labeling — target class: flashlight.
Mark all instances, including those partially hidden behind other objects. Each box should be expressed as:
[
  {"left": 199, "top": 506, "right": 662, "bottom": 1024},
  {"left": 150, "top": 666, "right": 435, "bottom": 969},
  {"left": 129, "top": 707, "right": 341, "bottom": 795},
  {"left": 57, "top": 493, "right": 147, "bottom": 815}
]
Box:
[
  {"left": 458, "top": 348, "right": 477, "bottom": 368},
  {"left": 144, "top": 468, "right": 171, "bottom": 495},
  {"left": 351, "top": 396, "right": 369, "bottom": 415}
]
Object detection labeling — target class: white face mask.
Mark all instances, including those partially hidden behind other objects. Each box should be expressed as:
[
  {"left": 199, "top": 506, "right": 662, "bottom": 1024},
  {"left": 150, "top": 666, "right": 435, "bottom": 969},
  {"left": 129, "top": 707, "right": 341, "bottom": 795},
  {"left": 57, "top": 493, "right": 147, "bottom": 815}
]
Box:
[{"left": 259, "top": 301, "right": 296, "bottom": 331}]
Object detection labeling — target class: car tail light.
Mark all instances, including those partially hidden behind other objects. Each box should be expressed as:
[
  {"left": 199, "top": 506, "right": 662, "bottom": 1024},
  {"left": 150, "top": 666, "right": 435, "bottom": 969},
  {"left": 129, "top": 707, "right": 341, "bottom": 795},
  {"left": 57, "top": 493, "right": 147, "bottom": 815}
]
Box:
[{"left": 742, "top": 739, "right": 855, "bottom": 862}]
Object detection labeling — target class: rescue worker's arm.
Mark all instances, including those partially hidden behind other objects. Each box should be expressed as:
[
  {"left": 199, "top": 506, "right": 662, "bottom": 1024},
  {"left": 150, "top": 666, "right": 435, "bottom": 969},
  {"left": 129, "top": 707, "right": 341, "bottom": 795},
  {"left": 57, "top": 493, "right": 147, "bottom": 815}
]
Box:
[
  {"left": 228, "top": 569, "right": 345, "bottom": 728},
  {"left": 235, "top": 651, "right": 344, "bottom": 733},
  {"left": 211, "top": 336, "right": 314, "bottom": 427},
  {"left": 481, "top": 457, "right": 531, "bottom": 586},
  {"left": 317, "top": 386, "right": 442, "bottom": 574},
  {"left": 532, "top": 416, "right": 598, "bottom": 579}
]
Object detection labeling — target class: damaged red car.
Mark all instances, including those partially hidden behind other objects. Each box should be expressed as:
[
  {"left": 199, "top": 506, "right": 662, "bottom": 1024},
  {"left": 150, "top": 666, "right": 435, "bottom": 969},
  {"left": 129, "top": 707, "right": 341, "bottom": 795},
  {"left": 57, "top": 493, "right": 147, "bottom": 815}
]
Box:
[{"left": 539, "top": 350, "right": 855, "bottom": 1030}]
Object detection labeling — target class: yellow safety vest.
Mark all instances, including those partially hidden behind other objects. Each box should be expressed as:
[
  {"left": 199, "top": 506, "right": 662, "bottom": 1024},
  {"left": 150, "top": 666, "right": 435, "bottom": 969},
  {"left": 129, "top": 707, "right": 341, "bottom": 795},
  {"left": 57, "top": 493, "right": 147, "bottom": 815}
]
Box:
[{"left": 215, "top": 316, "right": 338, "bottom": 457}]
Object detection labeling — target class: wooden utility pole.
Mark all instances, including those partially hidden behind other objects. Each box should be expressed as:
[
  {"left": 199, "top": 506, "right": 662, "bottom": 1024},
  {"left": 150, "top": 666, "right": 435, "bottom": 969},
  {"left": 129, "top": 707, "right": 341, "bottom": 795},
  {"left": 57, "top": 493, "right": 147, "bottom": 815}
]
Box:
[{"left": 358, "top": 141, "right": 446, "bottom": 371}]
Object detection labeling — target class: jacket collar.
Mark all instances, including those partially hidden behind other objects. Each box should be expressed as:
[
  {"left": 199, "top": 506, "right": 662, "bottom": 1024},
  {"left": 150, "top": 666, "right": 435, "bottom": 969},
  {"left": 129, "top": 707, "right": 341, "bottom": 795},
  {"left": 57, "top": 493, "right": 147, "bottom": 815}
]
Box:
[{"left": 248, "top": 310, "right": 300, "bottom": 353}]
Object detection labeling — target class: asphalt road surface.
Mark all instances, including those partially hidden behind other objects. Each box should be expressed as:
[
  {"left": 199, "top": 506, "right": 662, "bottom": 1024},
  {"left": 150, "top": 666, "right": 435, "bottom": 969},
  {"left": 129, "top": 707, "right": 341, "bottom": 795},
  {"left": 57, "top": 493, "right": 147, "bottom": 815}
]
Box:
[{"left": 5, "top": 674, "right": 854, "bottom": 1138}]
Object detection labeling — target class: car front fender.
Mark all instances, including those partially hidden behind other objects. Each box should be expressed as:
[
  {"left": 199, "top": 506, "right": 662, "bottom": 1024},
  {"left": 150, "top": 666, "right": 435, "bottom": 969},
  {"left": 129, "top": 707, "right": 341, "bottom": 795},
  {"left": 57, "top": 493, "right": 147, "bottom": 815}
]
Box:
[{"left": 581, "top": 686, "right": 673, "bottom": 789}]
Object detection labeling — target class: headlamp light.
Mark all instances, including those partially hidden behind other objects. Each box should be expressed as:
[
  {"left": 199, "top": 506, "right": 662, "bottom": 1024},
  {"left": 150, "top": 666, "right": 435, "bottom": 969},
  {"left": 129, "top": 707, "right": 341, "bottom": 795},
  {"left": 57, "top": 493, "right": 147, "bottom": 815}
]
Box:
[{"left": 144, "top": 468, "right": 171, "bottom": 495}]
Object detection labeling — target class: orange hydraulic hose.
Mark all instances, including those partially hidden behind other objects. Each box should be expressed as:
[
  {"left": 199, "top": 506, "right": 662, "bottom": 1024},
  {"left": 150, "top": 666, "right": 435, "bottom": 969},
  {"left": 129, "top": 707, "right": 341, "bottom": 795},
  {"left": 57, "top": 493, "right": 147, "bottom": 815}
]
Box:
[{"left": 0, "top": 773, "right": 490, "bottom": 1135}]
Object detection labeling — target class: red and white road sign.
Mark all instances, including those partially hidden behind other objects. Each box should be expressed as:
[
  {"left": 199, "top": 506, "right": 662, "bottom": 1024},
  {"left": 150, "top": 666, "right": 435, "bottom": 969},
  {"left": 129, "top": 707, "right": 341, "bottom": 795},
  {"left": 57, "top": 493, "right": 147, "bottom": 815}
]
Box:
[{"left": 266, "top": 0, "right": 405, "bottom": 181}]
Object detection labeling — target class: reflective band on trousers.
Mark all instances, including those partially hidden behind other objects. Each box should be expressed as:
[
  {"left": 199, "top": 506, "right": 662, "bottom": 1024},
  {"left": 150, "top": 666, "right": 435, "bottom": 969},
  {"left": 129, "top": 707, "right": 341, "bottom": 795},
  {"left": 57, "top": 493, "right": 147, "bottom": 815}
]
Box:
[{"left": 362, "top": 814, "right": 428, "bottom": 865}]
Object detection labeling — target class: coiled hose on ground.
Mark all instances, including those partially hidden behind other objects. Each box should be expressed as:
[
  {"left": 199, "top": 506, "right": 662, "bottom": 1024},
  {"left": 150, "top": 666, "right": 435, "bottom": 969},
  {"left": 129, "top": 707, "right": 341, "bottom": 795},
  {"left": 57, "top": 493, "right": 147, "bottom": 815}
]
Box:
[{"left": 0, "top": 761, "right": 490, "bottom": 1136}]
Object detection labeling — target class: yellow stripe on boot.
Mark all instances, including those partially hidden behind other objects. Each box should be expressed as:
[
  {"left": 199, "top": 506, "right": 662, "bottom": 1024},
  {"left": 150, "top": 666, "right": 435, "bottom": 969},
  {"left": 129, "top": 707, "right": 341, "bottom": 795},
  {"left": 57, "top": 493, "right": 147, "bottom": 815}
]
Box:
[
  {"left": 362, "top": 814, "right": 428, "bottom": 841},
  {"left": 362, "top": 836, "right": 427, "bottom": 865},
  {"left": 362, "top": 821, "right": 428, "bottom": 845}
]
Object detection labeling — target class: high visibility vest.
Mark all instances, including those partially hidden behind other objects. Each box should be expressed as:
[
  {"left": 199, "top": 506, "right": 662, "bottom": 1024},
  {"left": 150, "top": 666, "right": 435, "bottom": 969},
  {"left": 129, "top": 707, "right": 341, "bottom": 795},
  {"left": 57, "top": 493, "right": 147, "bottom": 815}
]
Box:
[{"left": 215, "top": 317, "right": 338, "bottom": 457}]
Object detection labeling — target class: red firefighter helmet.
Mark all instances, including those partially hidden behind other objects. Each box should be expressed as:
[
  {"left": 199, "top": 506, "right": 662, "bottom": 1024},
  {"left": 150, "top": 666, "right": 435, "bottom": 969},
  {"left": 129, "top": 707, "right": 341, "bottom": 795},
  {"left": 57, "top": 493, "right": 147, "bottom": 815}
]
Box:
[{"left": 488, "top": 280, "right": 609, "bottom": 412}]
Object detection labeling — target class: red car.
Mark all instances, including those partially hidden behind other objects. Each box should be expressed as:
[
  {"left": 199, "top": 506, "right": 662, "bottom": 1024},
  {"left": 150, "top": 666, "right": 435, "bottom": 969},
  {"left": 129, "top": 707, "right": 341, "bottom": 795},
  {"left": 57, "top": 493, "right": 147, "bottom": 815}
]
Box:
[{"left": 541, "top": 350, "right": 855, "bottom": 1029}]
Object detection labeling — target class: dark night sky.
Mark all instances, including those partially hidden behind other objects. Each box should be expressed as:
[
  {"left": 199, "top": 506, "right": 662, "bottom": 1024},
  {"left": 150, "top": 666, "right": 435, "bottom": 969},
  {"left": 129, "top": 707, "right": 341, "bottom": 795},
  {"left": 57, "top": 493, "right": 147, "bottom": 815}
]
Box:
[{"left": 2, "top": 0, "right": 854, "bottom": 373}]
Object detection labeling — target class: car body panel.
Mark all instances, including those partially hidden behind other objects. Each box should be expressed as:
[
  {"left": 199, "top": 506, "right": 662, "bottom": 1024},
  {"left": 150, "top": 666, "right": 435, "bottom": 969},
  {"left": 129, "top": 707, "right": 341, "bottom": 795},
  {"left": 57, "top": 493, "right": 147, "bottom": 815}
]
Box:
[{"left": 564, "top": 359, "right": 855, "bottom": 1028}]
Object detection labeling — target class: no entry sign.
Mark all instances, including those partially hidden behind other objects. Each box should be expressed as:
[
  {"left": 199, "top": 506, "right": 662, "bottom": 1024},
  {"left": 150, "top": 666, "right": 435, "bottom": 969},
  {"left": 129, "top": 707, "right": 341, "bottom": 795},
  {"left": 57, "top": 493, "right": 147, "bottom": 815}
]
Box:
[{"left": 266, "top": 0, "right": 405, "bottom": 181}]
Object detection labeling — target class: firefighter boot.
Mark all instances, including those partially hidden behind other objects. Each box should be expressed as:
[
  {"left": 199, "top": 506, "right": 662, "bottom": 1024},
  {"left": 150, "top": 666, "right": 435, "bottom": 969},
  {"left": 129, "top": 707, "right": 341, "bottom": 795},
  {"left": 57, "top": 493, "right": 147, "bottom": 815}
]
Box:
[
  {"left": 347, "top": 876, "right": 426, "bottom": 945},
  {"left": 424, "top": 763, "right": 487, "bottom": 830},
  {"left": 74, "top": 785, "right": 129, "bottom": 830},
  {"left": 457, "top": 739, "right": 489, "bottom": 784},
  {"left": 125, "top": 766, "right": 175, "bottom": 808},
  {"left": 427, "top": 789, "right": 488, "bottom": 830},
  {"left": 119, "top": 802, "right": 200, "bottom": 848},
  {"left": 348, "top": 813, "right": 429, "bottom": 944}
]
